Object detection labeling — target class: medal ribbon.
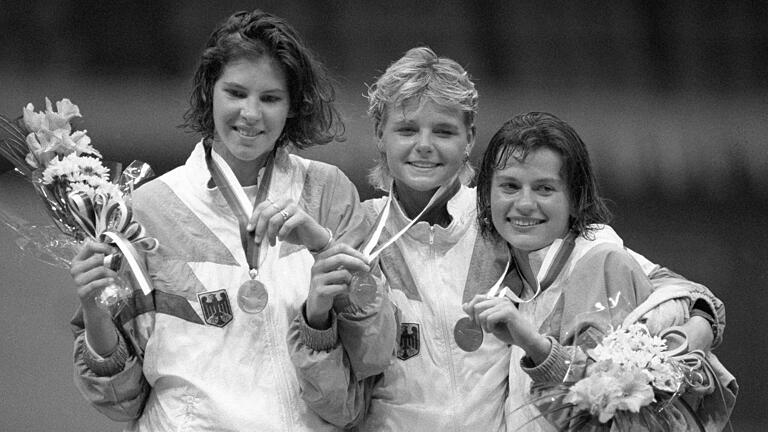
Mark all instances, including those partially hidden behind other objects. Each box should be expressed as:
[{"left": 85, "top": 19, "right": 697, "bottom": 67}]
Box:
[
  {"left": 496, "top": 230, "right": 577, "bottom": 303},
  {"left": 203, "top": 142, "right": 275, "bottom": 277},
  {"left": 361, "top": 178, "right": 461, "bottom": 261},
  {"left": 67, "top": 191, "right": 159, "bottom": 295}
]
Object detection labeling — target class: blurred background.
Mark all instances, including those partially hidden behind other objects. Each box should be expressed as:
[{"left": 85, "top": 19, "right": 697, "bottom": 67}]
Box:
[{"left": 0, "top": 0, "right": 765, "bottom": 430}]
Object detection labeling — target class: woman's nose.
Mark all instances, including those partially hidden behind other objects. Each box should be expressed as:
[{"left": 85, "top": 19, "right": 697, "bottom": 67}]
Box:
[
  {"left": 240, "top": 99, "right": 262, "bottom": 121},
  {"left": 414, "top": 130, "right": 434, "bottom": 154},
  {"left": 514, "top": 188, "right": 536, "bottom": 213}
]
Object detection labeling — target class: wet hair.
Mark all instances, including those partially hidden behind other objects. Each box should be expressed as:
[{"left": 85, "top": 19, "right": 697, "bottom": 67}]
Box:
[
  {"left": 366, "top": 47, "right": 478, "bottom": 191},
  {"left": 182, "top": 9, "right": 344, "bottom": 149},
  {"left": 476, "top": 112, "right": 612, "bottom": 240}
]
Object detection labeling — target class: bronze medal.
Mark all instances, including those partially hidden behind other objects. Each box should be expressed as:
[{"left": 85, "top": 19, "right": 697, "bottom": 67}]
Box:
[
  {"left": 453, "top": 316, "right": 484, "bottom": 352},
  {"left": 348, "top": 271, "right": 378, "bottom": 307},
  {"left": 237, "top": 278, "right": 269, "bottom": 314}
]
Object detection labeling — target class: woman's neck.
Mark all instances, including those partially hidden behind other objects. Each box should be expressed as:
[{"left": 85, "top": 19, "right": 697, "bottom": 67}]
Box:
[
  {"left": 211, "top": 140, "right": 270, "bottom": 186},
  {"left": 393, "top": 180, "right": 453, "bottom": 227},
  {"left": 513, "top": 244, "right": 551, "bottom": 285}
]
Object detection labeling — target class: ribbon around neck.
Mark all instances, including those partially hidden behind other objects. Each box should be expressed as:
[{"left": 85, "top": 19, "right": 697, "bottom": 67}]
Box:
[
  {"left": 360, "top": 178, "right": 461, "bottom": 262},
  {"left": 497, "top": 230, "right": 577, "bottom": 303},
  {"left": 204, "top": 142, "right": 275, "bottom": 275},
  {"left": 67, "top": 191, "right": 159, "bottom": 295}
]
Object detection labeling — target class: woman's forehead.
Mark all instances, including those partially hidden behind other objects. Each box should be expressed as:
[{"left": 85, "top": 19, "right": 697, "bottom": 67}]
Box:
[{"left": 387, "top": 97, "right": 466, "bottom": 122}]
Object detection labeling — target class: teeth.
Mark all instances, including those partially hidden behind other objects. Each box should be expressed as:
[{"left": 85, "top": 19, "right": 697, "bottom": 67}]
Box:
[
  {"left": 236, "top": 127, "right": 261, "bottom": 137},
  {"left": 511, "top": 219, "right": 542, "bottom": 227}
]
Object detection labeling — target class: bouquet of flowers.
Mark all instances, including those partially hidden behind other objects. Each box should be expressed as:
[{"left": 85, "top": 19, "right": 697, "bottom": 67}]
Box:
[
  {"left": 0, "top": 97, "right": 157, "bottom": 313},
  {"left": 514, "top": 318, "right": 731, "bottom": 431}
]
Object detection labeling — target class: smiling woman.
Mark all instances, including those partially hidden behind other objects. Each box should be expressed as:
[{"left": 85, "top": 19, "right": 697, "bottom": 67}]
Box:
[
  {"left": 211, "top": 56, "right": 291, "bottom": 185},
  {"left": 379, "top": 99, "right": 474, "bottom": 218},
  {"left": 65, "top": 9, "right": 375, "bottom": 432},
  {"left": 490, "top": 147, "right": 571, "bottom": 253}
]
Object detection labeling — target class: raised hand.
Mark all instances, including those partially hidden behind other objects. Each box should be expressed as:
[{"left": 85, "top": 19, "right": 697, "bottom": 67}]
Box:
[
  {"left": 247, "top": 196, "right": 331, "bottom": 251},
  {"left": 69, "top": 240, "right": 119, "bottom": 356},
  {"left": 305, "top": 243, "right": 370, "bottom": 329}
]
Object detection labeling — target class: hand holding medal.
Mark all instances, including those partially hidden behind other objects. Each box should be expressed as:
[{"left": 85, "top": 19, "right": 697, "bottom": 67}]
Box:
[
  {"left": 348, "top": 179, "right": 461, "bottom": 308},
  {"left": 305, "top": 243, "right": 371, "bottom": 329},
  {"left": 456, "top": 232, "right": 577, "bottom": 352}
]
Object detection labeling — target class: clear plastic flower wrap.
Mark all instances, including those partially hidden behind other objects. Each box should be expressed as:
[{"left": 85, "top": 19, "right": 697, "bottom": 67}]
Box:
[
  {"left": 0, "top": 98, "right": 158, "bottom": 316},
  {"left": 509, "top": 292, "right": 734, "bottom": 432}
]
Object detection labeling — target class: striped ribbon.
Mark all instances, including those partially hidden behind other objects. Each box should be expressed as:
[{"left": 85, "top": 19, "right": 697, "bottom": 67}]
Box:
[
  {"left": 361, "top": 178, "right": 461, "bottom": 262},
  {"left": 67, "top": 190, "right": 158, "bottom": 295}
]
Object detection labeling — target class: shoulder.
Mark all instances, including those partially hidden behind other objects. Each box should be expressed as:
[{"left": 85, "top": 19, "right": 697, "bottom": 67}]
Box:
[
  {"left": 362, "top": 195, "right": 389, "bottom": 221},
  {"left": 131, "top": 170, "right": 179, "bottom": 208},
  {"left": 287, "top": 154, "right": 353, "bottom": 189}
]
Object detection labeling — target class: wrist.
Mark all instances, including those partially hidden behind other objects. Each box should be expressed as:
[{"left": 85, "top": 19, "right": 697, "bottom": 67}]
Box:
[
  {"left": 521, "top": 334, "right": 552, "bottom": 366},
  {"left": 306, "top": 299, "right": 333, "bottom": 330}
]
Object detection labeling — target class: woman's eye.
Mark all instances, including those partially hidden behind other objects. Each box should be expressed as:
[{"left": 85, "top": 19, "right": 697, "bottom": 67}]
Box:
[
  {"left": 226, "top": 89, "right": 246, "bottom": 98},
  {"left": 537, "top": 185, "right": 555, "bottom": 194},
  {"left": 262, "top": 95, "right": 281, "bottom": 103},
  {"left": 396, "top": 127, "right": 416, "bottom": 135},
  {"left": 497, "top": 182, "right": 519, "bottom": 192}
]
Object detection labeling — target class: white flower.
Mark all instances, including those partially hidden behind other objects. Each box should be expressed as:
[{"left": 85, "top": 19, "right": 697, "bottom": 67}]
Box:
[
  {"left": 41, "top": 153, "right": 108, "bottom": 187},
  {"left": 22, "top": 98, "right": 98, "bottom": 168},
  {"left": 22, "top": 97, "right": 81, "bottom": 132}
]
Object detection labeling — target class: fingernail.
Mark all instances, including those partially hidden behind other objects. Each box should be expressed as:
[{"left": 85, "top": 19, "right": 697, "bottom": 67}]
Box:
[{"left": 247, "top": 224, "right": 253, "bottom": 231}]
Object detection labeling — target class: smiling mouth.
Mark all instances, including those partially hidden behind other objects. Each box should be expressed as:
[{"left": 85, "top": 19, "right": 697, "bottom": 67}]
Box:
[
  {"left": 508, "top": 217, "right": 545, "bottom": 228},
  {"left": 408, "top": 161, "right": 441, "bottom": 169},
  {"left": 234, "top": 126, "right": 264, "bottom": 137}
]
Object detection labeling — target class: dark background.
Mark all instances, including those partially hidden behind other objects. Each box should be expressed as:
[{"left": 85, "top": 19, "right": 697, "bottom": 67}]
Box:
[{"left": 0, "top": 1, "right": 765, "bottom": 430}]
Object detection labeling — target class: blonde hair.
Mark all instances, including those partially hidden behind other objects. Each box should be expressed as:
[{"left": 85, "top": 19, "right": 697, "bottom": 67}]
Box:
[{"left": 366, "top": 47, "right": 478, "bottom": 191}]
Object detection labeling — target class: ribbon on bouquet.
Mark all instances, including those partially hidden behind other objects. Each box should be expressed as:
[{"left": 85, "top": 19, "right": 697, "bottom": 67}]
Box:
[
  {"left": 657, "top": 327, "right": 718, "bottom": 395},
  {"left": 66, "top": 191, "right": 158, "bottom": 295}
]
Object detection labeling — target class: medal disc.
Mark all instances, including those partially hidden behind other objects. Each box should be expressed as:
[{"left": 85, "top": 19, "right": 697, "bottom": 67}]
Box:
[
  {"left": 348, "top": 271, "right": 378, "bottom": 307},
  {"left": 237, "top": 279, "right": 269, "bottom": 313},
  {"left": 453, "top": 316, "right": 484, "bottom": 352}
]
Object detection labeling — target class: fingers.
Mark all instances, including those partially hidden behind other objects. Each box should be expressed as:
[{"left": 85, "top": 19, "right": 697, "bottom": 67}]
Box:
[
  {"left": 70, "top": 240, "right": 120, "bottom": 307},
  {"left": 248, "top": 197, "right": 308, "bottom": 246},
  {"left": 71, "top": 241, "right": 116, "bottom": 282},
  {"left": 462, "top": 294, "right": 488, "bottom": 319},
  {"left": 482, "top": 308, "right": 513, "bottom": 336},
  {"left": 72, "top": 240, "right": 114, "bottom": 265},
  {"left": 312, "top": 244, "right": 371, "bottom": 275},
  {"left": 464, "top": 295, "right": 509, "bottom": 325},
  {"left": 315, "top": 242, "right": 368, "bottom": 263},
  {"left": 248, "top": 198, "right": 282, "bottom": 243},
  {"left": 477, "top": 298, "right": 518, "bottom": 331}
]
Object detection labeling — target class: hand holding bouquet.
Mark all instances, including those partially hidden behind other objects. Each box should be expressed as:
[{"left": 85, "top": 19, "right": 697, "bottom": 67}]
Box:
[
  {"left": 0, "top": 97, "right": 157, "bottom": 313},
  {"left": 516, "top": 319, "right": 731, "bottom": 431}
]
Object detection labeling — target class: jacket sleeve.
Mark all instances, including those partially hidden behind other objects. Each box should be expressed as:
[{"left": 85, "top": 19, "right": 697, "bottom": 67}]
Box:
[
  {"left": 71, "top": 311, "right": 150, "bottom": 421},
  {"left": 303, "top": 163, "right": 371, "bottom": 248},
  {"left": 288, "top": 303, "right": 386, "bottom": 429},
  {"left": 624, "top": 248, "right": 726, "bottom": 348}
]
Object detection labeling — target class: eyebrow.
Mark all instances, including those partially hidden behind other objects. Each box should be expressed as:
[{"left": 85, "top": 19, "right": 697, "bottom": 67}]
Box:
[
  {"left": 494, "top": 173, "right": 563, "bottom": 183},
  {"left": 220, "top": 81, "right": 288, "bottom": 93}
]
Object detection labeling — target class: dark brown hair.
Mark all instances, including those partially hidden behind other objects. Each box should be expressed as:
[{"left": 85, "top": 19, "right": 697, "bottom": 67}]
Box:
[
  {"left": 477, "top": 112, "right": 612, "bottom": 240},
  {"left": 182, "top": 9, "right": 344, "bottom": 149}
]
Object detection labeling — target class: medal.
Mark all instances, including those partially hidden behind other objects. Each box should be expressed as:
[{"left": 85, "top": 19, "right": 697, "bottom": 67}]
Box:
[
  {"left": 348, "top": 270, "right": 378, "bottom": 307},
  {"left": 453, "top": 316, "right": 484, "bottom": 352},
  {"left": 348, "top": 180, "right": 461, "bottom": 308},
  {"left": 237, "top": 269, "right": 269, "bottom": 313},
  {"left": 205, "top": 142, "right": 276, "bottom": 314},
  {"left": 453, "top": 231, "right": 578, "bottom": 351}
]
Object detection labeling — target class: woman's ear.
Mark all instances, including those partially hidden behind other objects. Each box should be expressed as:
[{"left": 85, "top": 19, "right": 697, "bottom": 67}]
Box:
[{"left": 466, "top": 125, "right": 477, "bottom": 155}]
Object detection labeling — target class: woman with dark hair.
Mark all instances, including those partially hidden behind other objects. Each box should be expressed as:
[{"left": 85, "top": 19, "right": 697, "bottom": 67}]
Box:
[
  {"left": 68, "top": 9, "right": 374, "bottom": 431},
  {"left": 468, "top": 112, "right": 736, "bottom": 431}
]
